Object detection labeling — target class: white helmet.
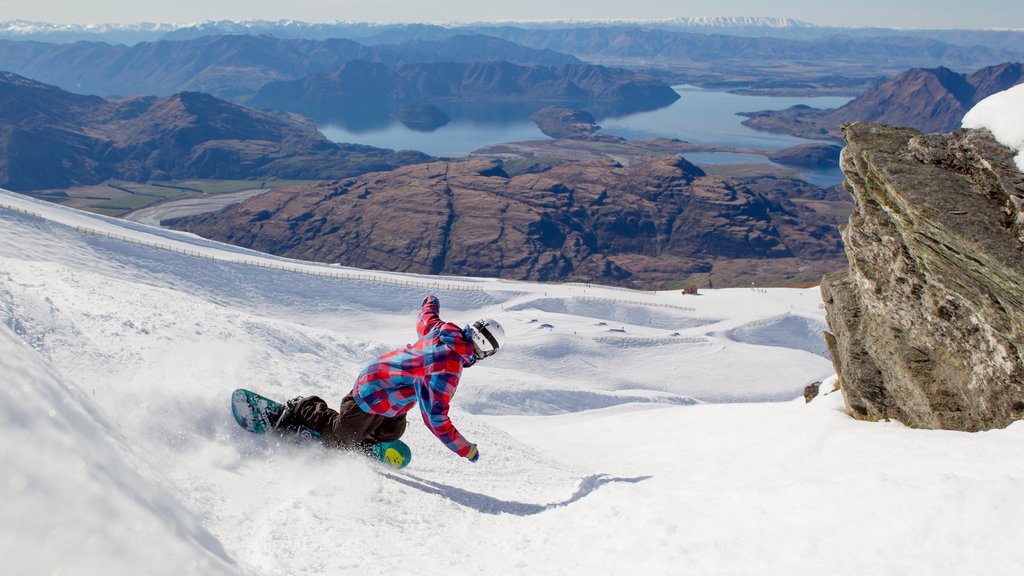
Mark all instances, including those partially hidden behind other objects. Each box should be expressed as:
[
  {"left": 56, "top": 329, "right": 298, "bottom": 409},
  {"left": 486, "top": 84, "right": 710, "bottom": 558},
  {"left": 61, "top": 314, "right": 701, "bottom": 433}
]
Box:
[{"left": 470, "top": 318, "right": 505, "bottom": 359}]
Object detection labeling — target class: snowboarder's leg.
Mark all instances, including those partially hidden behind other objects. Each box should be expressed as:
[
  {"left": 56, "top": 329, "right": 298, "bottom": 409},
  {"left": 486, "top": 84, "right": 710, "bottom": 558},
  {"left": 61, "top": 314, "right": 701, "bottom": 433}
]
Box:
[
  {"left": 368, "top": 412, "right": 407, "bottom": 444},
  {"left": 277, "top": 394, "right": 407, "bottom": 450},
  {"left": 276, "top": 395, "right": 346, "bottom": 439},
  {"left": 324, "top": 394, "right": 405, "bottom": 448}
]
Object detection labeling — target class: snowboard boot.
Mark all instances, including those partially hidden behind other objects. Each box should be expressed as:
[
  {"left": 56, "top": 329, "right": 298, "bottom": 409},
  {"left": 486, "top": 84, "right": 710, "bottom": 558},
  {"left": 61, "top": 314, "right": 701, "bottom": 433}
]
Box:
[
  {"left": 271, "top": 395, "right": 305, "bottom": 432},
  {"left": 272, "top": 397, "right": 323, "bottom": 443},
  {"left": 296, "top": 425, "right": 321, "bottom": 442}
]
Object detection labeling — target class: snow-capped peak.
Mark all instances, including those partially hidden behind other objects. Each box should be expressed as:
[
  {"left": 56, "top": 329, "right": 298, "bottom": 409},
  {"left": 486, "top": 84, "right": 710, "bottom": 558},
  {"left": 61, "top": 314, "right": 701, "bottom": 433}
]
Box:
[{"left": 657, "top": 16, "right": 817, "bottom": 29}]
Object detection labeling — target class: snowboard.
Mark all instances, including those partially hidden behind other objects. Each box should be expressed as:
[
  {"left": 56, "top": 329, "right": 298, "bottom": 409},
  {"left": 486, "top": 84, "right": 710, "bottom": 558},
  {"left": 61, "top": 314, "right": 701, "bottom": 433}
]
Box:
[{"left": 230, "top": 388, "right": 412, "bottom": 469}]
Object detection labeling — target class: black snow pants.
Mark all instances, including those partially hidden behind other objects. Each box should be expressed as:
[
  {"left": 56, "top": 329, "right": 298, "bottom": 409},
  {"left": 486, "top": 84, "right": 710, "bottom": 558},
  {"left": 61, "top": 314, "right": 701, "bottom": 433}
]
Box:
[{"left": 290, "top": 394, "right": 407, "bottom": 449}]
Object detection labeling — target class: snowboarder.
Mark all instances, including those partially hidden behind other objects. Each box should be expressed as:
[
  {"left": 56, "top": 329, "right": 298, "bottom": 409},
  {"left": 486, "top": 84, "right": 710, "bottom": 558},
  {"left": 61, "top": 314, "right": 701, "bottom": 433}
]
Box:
[{"left": 273, "top": 295, "right": 504, "bottom": 463}]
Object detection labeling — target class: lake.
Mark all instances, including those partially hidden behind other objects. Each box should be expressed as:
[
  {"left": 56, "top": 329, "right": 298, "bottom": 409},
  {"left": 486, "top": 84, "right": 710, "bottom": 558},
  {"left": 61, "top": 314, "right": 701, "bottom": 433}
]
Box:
[{"left": 319, "top": 86, "right": 852, "bottom": 185}]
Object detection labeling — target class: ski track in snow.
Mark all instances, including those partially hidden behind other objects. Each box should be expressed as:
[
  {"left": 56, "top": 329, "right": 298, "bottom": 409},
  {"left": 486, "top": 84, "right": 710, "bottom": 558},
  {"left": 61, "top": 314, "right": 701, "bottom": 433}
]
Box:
[{"left": 3, "top": 189, "right": 1024, "bottom": 576}]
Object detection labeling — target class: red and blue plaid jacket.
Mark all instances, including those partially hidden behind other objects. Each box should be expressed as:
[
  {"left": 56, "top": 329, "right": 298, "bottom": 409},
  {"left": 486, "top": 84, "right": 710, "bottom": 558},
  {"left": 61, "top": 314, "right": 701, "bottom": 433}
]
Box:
[{"left": 352, "top": 295, "right": 476, "bottom": 456}]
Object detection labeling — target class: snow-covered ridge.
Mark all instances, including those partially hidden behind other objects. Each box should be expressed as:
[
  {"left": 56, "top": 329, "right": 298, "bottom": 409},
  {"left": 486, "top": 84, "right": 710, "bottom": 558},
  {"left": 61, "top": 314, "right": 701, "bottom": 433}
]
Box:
[
  {"left": 0, "top": 19, "right": 179, "bottom": 34},
  {"left": 0, "top": 16, "right": 820, "bottom": 43},
  {"left": 0, "top": 17, "right": 816, "bottom": 35},
  {"left": 658, "top": 16, "right": 816, "bottom": 28}
]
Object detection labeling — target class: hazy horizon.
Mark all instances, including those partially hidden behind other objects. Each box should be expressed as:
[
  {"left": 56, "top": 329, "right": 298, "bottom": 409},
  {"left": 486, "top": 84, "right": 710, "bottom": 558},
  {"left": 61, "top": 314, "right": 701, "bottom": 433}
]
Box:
[{"left": 1, "top": 1, "right": 1021, "bottom": 31}]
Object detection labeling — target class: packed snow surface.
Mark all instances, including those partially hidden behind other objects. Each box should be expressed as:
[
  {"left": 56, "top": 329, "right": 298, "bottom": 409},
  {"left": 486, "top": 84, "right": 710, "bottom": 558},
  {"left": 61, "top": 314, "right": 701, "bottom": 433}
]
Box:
[
  {"left": 2, "top": 189, "right": 1023, "bottom": 575},
  {"left": 963, "top": 82, "right": 1024, "bottom": 171}
]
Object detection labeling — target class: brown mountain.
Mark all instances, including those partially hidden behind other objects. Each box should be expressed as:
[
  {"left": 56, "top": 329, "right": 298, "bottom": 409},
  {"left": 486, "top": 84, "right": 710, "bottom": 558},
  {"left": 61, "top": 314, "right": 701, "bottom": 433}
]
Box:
[
  {"left": 249, "top": 60, "right": 680, "bottom": 122},
  {"left": 824, "top": 66, "right": 976, "bottom": 132},
  {"left": 167, "top": 156, "right": 847, "bottom": 289},
  {"left": 0, "top": 72, "right": 430, "bottom": 191},
  {"left": 740, "top": 62, "right": 1024, "bottom": 140}
]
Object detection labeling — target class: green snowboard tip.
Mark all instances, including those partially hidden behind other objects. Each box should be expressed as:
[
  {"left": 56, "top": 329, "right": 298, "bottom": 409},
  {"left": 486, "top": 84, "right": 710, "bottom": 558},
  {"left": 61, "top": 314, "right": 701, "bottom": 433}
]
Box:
[{"left": 373, "top": 440, "right": 412, "bottom": 469}]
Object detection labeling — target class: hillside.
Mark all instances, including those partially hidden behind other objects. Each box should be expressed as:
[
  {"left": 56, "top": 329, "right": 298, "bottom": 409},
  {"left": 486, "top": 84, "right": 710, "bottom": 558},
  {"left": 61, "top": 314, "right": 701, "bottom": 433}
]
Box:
[
  {"left": 167, "top": 155, "right": 847, "bottom": 289},
  {"left": 0, "top": 72, "right": 430, "bottom": 191},
  {"left": 740, "top": 62, "right": 1024, "bottom": 140},
  {"left": 0, "top": 34, "right": 581, "bottom": 101},
  {"left": 249, "top": 60, "right": 680, "bottom": 122},
  {"left": 4, "top": 187, "right": 1024, "bottom": 576}
]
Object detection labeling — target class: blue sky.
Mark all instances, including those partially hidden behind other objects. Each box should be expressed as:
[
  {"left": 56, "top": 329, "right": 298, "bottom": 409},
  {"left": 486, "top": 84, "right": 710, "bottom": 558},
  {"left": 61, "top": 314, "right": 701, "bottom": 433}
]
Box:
[{"left": 2, "top": 0, "right": 1022, "bottom": 29}]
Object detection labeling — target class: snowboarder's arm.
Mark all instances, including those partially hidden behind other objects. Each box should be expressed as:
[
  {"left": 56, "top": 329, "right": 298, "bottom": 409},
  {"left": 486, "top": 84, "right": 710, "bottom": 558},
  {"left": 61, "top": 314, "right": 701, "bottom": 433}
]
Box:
[
  {"left": 415, "top": 373, "right": 474, "bottom": 457},
  {"left": 417, "top": 295, "right": 443, "bottom": 336}
]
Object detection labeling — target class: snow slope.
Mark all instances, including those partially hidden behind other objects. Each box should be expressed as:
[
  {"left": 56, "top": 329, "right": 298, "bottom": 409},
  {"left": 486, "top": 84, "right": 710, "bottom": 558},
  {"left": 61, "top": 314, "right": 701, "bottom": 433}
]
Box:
[{"left": 2, "top": 188, "right": 1023, "bottom": 575}]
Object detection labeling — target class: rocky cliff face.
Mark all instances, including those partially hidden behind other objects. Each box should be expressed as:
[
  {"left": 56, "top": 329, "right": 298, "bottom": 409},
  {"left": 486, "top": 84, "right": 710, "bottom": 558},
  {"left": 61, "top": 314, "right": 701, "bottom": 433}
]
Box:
[{"left": 822, "top": 122, "right": 1024, "bottom": 431}]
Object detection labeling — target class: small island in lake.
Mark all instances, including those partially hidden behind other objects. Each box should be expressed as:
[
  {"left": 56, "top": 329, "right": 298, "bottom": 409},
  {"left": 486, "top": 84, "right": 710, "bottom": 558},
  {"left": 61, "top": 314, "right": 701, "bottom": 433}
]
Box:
[
  {"left": 394, "top": 104, "right": 450, "bottom": 131},
  {"left": 529, "top": 106, "right": 625, "bottom": 142}
]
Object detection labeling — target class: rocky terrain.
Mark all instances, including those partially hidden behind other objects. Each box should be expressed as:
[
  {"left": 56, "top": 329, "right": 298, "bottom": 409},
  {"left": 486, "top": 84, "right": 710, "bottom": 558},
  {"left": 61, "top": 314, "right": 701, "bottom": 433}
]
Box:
[
  {"left": 0, "top": 72, "right": 430, "bottom": 191},
  {"left": 741, "top": 62, "right": 1024, "bottom": 141},
  {"left": 821, "top": 122, "right": 1024, "bottom": 431},
  {"left": 168, "top": 155, "right": 847, "bottom": 289}
]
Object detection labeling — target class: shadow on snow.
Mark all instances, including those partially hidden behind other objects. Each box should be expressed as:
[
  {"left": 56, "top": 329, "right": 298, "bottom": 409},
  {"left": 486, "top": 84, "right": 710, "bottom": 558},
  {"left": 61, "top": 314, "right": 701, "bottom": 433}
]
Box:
[{"left": 382, "top": 472, "right": 651, "bottom": 516}]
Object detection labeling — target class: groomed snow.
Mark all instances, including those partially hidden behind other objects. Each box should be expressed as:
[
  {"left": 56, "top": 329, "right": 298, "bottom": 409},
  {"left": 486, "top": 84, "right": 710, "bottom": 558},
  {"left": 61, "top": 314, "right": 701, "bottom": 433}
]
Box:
[
  {"left": 2, "top": 188, "right": 1023, "bottom": 575},
  {"left": 962, "top": 82, "right": 1024, "bottom": 172}
]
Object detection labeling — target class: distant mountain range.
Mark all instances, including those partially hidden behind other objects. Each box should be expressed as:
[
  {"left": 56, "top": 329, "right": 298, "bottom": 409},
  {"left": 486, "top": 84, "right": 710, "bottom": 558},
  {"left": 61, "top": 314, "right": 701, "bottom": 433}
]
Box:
[
  {"left": 739, "top": 62, "right": 1024, "bottom": 139},
  {"left": 0, "top": 34, "right": 580, "bottom": 101},
  {"left": 2, "top": 18, "right": 1021, "bottom": 50},
  {"left": 2, "top": 20, "right": 1021, "bottom": 89},
  {"left": 0, "top": 72, "right": 429, "bottom": 191},
  {"left": 469, "top": 26, "right": 1023, "bottom": 74}
]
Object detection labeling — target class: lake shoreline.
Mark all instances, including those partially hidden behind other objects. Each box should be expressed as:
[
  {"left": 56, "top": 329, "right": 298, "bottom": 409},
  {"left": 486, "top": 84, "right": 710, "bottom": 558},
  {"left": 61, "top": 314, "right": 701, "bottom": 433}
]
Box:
[{"left": 320, "top": 85, "right": 851, "bottom": 186}]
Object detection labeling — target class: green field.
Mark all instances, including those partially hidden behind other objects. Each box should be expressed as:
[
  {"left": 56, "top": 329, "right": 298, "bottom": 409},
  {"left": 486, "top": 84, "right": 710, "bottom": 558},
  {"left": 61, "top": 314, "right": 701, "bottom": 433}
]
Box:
[{"left": 28, "top": 179, "right": 321, "bottom": 217}]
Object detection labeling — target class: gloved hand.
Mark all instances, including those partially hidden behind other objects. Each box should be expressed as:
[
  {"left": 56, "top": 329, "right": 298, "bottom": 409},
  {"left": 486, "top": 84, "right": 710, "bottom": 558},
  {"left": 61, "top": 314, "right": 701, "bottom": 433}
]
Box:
[{"left": 465, "top": 444, "right": 480, "bottom": 463}]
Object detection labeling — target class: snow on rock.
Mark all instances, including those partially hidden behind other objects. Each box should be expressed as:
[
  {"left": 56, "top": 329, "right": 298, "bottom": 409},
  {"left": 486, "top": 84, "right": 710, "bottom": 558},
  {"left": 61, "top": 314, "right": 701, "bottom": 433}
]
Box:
[{"left": 963, "top": 82, "right": 1024, "bottom": 171}]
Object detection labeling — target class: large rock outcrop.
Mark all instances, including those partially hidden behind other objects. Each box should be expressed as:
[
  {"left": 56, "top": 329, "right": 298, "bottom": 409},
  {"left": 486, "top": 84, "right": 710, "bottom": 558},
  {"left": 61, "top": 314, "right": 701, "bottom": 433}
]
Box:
[{"left": 822, "top": 122, "right": 1024, "bottom": 431}]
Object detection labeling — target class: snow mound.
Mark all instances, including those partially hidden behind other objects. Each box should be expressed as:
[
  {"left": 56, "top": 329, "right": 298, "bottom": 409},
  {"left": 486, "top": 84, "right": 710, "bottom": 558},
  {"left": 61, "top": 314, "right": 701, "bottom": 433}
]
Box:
[
  {"left": 0, "top": 323, "right": 242, "bottom": 575},
  {"left": 726, "top": 313, "right": 830, "bottom": 358},
  {"left": 963, "top": 83, "right": 1024, "bottom": 172}
]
